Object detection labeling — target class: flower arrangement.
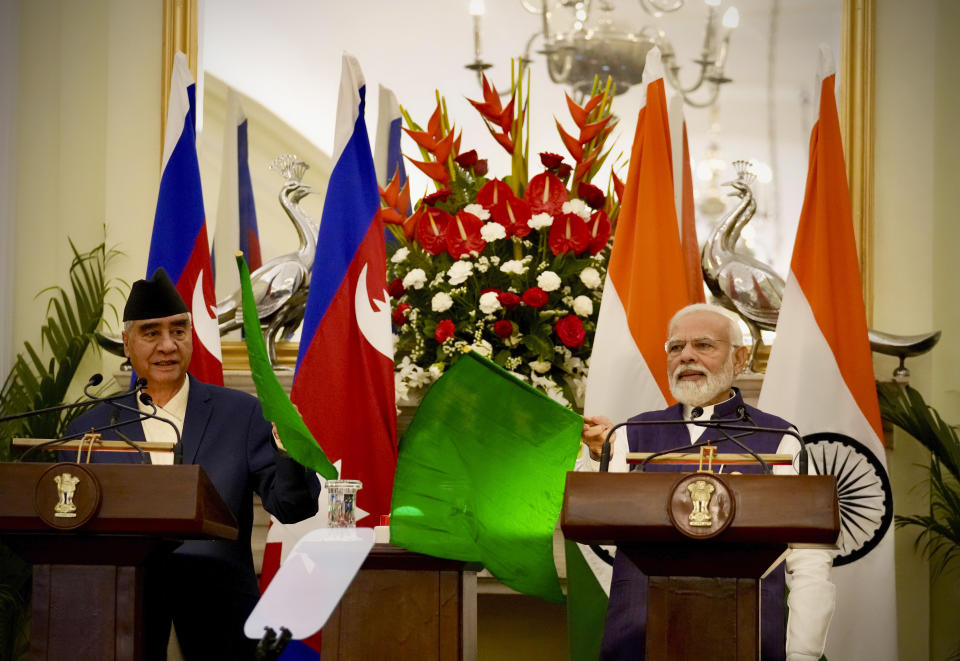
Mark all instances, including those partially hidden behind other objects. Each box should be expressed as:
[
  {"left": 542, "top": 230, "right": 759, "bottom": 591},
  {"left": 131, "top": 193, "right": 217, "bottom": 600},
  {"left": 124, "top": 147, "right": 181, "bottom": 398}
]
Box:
[{"left": 381, "top": 66, "right": 624, "bottom": 409}]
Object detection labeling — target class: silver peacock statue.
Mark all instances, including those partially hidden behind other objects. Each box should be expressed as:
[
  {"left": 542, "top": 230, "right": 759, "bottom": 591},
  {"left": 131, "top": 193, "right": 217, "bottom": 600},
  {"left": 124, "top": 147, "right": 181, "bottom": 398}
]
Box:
[
  {"left": 213, "top": 154, "right": 319, "bottom": 365},
  {"left": 701, "top": 160, "right": 939, "bottom": 376},
  {"left": 97, "top": 154, "right": 320, "bottom": 367}
]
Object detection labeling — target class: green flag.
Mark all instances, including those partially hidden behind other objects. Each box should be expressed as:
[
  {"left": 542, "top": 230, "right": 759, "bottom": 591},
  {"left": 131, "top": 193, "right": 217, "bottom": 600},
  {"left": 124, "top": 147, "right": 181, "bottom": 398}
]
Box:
[
  {"left": 235, "top": 254, "right": 338, "bottom": 479},
  {"left": 390, "top": 351, "right": 582, "bottom": 602}
]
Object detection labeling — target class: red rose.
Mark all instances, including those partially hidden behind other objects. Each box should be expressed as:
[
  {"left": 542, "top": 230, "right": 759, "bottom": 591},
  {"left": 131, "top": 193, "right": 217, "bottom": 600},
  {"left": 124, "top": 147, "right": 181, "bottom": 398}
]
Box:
[
  {"left": 554, "top": 162, "right": 573, "bottom": 180},
  {"left": 473, "top": 159, "right": 488, "bottom": 177},
  {"left": 498, "top": 291, "right": 521, "bottom": 309},
  {"left": 455, "top": 150, "right": 478, "bottom": 168},
  {"left": 493, "top": 320, "right": 514, "bottom": 338},
  {"left": 539, "top": 152, "right": 565, "bottom": 169},
  {"left": 522, "top": 287, "right": 549, "bottom": 308},
  {"left": 422, "top": 188, "right": 452, "bottom": 206},
  {"left": 435, "top": 319, "right": 456, "bottom": 343},
  {"left": 392, "top": 303, "right": 411, "bottom": 327},
  {"left": 554, "top": 314, "right": 586, "bottom": 348},
  {"left": 387, "top": 277, "right": 405, "bottom": 299},
  {"left": 480, "top": 287, "right": 501, "bottom": 296},
  {"left": 577, "top": 182, "right": 606, "bottom": 210}
]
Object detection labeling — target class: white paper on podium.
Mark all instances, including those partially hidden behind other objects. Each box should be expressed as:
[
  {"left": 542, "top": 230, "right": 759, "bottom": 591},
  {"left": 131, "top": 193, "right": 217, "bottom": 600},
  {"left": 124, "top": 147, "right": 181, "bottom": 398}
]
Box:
[{"left": 244, "top": 527, "right": 375, "bottom": 640}]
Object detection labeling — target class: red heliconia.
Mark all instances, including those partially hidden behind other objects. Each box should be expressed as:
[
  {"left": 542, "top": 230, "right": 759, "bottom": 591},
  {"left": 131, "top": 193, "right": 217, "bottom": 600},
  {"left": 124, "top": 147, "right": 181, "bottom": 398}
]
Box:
[
  {"left": 416, "top": 207, "right": 452, "bottom": 255},
  {"left": 524, "top": 172, "right": 568, "bottom": 216},
  {"left": 548, "top": 212, "right": 590, "bottom": 255},
  {"left": 445, "top": 211, "right": 486, "bottom": 260}
]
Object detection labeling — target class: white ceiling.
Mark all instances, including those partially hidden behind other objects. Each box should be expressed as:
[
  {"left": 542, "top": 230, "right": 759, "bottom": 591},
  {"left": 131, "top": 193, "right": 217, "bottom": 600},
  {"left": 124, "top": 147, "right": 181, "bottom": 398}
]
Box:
[{"left": 201, "top": 0, "right": 842, "bottom": 275}]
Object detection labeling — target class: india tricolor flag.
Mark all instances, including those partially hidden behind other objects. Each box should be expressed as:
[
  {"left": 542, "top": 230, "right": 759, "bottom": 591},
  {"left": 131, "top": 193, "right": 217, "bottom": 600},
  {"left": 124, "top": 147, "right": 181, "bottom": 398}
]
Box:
[
  {"left": 568, "top": 48, "right": 692, "bottom": 661},
  {"left": 758, "top": 46, "right": 897, "bottom": 661}
]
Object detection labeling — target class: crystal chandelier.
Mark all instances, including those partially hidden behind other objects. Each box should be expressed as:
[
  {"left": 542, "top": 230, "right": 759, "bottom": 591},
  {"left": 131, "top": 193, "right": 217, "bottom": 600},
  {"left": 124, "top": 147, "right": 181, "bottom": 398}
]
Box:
[{"left": 466, "top": 0, "right": 739, "bottom": 106}]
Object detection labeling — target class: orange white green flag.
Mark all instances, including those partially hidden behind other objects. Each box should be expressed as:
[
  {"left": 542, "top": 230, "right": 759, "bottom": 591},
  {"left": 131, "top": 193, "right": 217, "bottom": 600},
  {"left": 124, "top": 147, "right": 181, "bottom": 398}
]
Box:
[
  {"left": 757, "top": 45, "right": 897, "bottom": 661},
  {"left": 567, "top": 47, "right": 692, "bottom": 661}
]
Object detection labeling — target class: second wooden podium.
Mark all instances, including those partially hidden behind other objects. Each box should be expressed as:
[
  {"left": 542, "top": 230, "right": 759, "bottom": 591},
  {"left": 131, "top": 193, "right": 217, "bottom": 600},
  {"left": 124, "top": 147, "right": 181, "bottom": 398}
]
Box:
[{"left": 561, "top": 471, "right": 839, "bottom": 661}]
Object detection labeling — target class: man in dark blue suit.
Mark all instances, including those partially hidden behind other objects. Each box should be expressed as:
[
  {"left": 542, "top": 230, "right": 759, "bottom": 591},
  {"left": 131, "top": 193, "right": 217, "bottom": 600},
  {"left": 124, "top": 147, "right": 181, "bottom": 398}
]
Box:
[{"left": 66, "top": 269, "right": 320, "bottom": 660}]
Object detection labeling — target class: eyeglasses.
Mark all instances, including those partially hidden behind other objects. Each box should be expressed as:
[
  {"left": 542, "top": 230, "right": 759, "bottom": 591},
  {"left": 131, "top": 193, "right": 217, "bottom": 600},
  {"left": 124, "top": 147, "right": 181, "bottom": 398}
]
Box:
[{"left": 664, "top": 337, "right": 730, "bottom": 357}]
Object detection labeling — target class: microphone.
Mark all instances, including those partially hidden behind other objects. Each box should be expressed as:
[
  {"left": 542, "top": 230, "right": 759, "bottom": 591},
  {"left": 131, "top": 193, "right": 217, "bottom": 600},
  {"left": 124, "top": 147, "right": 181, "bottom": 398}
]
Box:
[
  {"left": 108, "top": 407, "right": 149, "bottom": 464},
  {"left": 0, "top": 373, "right": 147, "bottom": 425},
  {"left": 596, "top": 406, "right": 809, "bottom": 475}
]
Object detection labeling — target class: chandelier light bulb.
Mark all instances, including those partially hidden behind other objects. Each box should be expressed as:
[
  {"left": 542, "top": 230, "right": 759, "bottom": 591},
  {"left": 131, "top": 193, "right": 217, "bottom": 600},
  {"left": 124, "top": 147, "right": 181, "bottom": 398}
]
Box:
[
  {"left": 722, "top": 7, "right": 740, "bottom": 29},
  {"left": 469, "top": 0, "right": 485, "bottom": 17},
  {"left": 704, "top": 0, "right": 721, "bottom": 6}
]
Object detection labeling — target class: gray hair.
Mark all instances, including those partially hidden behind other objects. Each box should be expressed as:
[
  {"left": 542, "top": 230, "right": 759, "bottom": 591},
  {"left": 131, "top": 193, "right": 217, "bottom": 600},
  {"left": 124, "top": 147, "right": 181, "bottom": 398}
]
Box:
[
  {"left": 123, "top": 312, "right": 193, "bottom": 334},
  {"left": 668, "top": 303, "right": 744, "bottom": 346}
]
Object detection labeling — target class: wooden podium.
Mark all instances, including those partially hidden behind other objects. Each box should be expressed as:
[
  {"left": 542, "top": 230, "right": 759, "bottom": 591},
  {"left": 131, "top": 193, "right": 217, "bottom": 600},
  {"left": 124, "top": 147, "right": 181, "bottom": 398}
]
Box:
[
  {"left": 0, "top": 463, "right": 238, "bottom": 661},
  {"left": 561, "top": 471, "right": 839, "bottom": 661},
  {"left": 321, "top": 544, "right": 479, "bottom": 661}
]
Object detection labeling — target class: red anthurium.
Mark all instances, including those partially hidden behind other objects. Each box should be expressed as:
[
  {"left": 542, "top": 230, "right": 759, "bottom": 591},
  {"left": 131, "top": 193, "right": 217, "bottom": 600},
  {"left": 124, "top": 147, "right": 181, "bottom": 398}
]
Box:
[
  {"left": 416, "top": 207, "right": 452, "bottom": 254},
  {"left": 422, "top": 188, "right": 452, "bottom": 206},
  {"left": 577, "top": 182, "right": 606, "bottom": 210},
  {"left": 476, "top": 179, "right": 515, "bottom": 209},
  {"left": 445, "top": 211, "right": 486, "bottom": 259},
  {"left": 493, "top": 320, "right": 514, "bottom": 339},
  {"left": 524, "top": 172, "right": 569, "bottom": 216},
  {"left": 491, "top": 197, "right": 532, "bottom": 238},
  {"left": 554, "top": 314, "right": 586, "bottom": 348},
  {"left": 555, "top": 119, "right": 584, "bottom": 161},
  {"left": 435, "top": 319, "right": 456, "bottom": 343},
  {"left": 587, "top": 209, "right": 611, "bottom": 255},
  {"left": 549, "top": 212, "right": 590, "bottom": 255},
  {"left": 407, "top": 157, "right": 450, "bottom": 184},
  {"left": 498, "top": 291, "right": 521, "bottom": 309}
]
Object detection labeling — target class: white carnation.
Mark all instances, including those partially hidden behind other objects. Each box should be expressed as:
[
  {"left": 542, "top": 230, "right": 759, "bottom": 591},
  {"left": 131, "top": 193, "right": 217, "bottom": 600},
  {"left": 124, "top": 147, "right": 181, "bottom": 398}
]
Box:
[
  {"left": 480, "top": 222, "right": 507, "bottom": 242},
  {"left": 478, "top": 291, "right": 502, "bottom": 315},
  {"left": 537, "top": 271, "right": 562, "bottom": 292},
  {"left": 431, "top": 292, "right": 454, "bottom": 312},
  {"left": 579, "top": 267, "right": 602, "bottom": 289},
  {"left": 471, "top": 339, "right": 493, "bottom": 358},
  {"left": 500, "top": 260, "right": 528, "bottom": 275},
  {"left": 402, "top": 268, "right": 427, "bottom": 289},
  {"left": 562, "top": 199, "right": 591, "bottom": 220},
  {"left": 390, "top": 247, "right": 410, "bottom": 263},
  {"left": 464, "top": 203, "right": 490, "bottom": 220},
  {"left": 528, "top": 212, "right": 554, "bottom": 230},
  {"left": 447, "top": 260, "right": 474, "bottom": 285},
  {"left": 529, "top": 360, "right": 552, "bottom": 374},
  {"left": 572, "top": 295, "right": 594, "bottom": 317}
]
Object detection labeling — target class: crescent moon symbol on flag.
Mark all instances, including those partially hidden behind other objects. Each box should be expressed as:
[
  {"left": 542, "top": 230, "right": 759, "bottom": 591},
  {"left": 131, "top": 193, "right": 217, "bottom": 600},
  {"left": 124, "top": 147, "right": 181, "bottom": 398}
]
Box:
[
  {"left": 354, "top": 262, "right": 392, "bottom": 358},
  {"left": 192, "top": 273, "right": 223, "bottom": 360}
]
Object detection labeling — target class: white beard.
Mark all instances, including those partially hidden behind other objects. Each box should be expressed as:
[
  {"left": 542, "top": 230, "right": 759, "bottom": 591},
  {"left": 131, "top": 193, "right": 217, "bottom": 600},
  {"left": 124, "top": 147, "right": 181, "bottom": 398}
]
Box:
[{"left": 668, "top": 353, "right": 735, "bottom": 407}]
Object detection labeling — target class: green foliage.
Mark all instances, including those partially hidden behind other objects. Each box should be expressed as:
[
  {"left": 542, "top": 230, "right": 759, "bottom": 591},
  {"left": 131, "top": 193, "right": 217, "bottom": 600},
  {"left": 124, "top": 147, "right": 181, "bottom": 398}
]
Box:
[
  {"left": 0, "top": 240, "right": 122, "bottom": 456},
  {"left": 878, "top": 382, "right": 960, "bottom": 575}
]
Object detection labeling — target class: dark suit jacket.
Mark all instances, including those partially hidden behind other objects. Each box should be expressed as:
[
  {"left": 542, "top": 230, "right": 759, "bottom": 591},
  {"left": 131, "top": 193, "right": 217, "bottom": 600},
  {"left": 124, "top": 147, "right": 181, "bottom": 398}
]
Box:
[{"left": 64, "top": 375, "right": 320, "bottom": 609}]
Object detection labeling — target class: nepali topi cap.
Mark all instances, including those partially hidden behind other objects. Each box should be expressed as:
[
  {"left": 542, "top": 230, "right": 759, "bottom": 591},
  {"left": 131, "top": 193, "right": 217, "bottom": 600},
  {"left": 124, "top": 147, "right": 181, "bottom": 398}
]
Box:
[{"left": 123, "top": 267, "right": 189, "bottom": 321}]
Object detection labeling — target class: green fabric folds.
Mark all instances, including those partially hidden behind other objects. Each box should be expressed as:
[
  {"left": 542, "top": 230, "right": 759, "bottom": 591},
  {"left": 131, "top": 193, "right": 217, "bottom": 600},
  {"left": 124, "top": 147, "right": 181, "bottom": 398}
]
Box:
[
  {"left": 390, "top": 351, "right": 582, "bottom": 602},
  {"left": 235, "top": 254, "right": 338, "bottom": 480}
]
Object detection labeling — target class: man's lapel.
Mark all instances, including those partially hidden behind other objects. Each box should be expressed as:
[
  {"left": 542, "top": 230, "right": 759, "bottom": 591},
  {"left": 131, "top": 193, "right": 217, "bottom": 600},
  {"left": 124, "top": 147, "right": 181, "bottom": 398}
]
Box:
[{"left": 181, "top": 375, "right": 213, "bottom": 464}]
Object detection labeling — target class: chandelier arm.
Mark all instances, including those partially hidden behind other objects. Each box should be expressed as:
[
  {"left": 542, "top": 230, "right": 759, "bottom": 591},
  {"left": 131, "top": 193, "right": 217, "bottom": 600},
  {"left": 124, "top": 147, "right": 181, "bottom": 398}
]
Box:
[{"left": 676, "top": 81, "right": 724, "bottom": 109}]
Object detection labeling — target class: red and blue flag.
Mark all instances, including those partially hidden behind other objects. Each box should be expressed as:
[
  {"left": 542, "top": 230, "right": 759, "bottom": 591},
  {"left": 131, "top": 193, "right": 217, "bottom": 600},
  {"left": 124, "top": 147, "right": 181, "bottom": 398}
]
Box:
[{"left": 146, "top": 51, "right": 222, "bottom": 385}]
